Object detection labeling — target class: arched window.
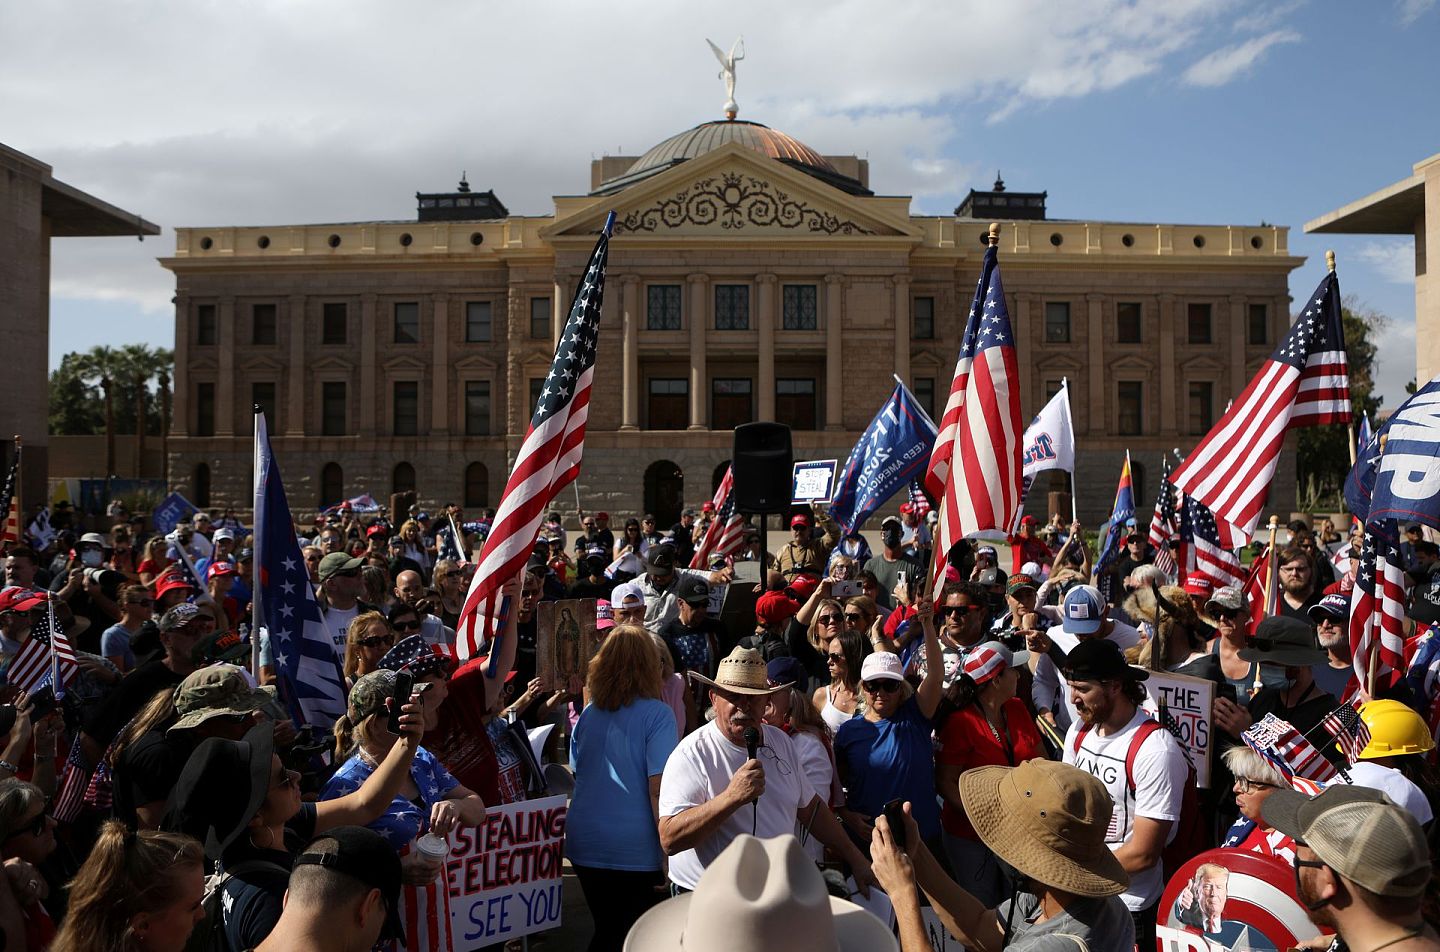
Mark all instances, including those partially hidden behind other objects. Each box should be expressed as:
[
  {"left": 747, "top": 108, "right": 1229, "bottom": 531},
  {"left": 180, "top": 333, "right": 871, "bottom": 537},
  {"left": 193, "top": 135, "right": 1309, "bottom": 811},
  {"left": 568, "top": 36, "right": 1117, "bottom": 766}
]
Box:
[
  {"left": 319, "top": 462, "right": 344, "bottom": 509},
  {"left": 644, "top": 460, "right": 684, "bottom": 527},
  {"left": 193, "top": 463, "right": 211, "bottom": 508},
  {"left": 712, "top": 460, "right": 731, "bottom": 495},
  {"left": 392, "top": 461, "right": 416, "bottom": 495},
  {"left": 464, "top": 462, "right": 489, "bottom": 509}
]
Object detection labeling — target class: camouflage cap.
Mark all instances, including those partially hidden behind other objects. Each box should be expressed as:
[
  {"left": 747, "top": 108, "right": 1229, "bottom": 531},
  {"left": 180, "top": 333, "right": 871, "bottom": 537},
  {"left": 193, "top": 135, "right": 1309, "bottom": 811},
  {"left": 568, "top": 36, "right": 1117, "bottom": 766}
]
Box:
[
  {"left": 348, "top": 669, "right": 398, "bottom": 722},
  {"left": 168, "top": 664, "right": 270, "bottom": 733}
]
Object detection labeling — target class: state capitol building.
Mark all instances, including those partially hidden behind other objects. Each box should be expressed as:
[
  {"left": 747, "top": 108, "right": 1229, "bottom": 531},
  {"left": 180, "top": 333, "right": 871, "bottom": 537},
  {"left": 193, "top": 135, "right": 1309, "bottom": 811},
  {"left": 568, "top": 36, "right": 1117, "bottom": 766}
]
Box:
[{"left": 162, "top": 112, "right": 1302, "bottom": 526}]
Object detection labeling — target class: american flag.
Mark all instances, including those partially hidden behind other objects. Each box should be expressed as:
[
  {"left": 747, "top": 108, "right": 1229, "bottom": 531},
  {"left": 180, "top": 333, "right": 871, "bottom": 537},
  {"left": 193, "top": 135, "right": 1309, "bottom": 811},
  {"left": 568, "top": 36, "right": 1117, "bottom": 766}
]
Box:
[
  {"left": 906, "top": 480, "right": 932, "bottom": 519},
  {"left": 7, "top": 595, "right": 78, "bottom": 697},
  {"left": 1178, "top": 494, "right": 1247, "bottom": 589},
  {"left": 50, "top": 734, "right": 93, "bottom": 823},
  {"left": 1148, "top": 456, "right": 1179, "bottom": 580},
  {"left": 1348, "top": 519, "right": 1409, "bottom": 695},
  {"left": 1242, "top": 543, "right": 1280, "bottom": 632},
  {"left": 690, "top": 464, "right": 746, "bottom": 569},
  {"left": 456, "top": 213, "right": 613, "bottom": 659},
  {"left": 1171, "top": 269, "right": 1350, "bottom": 540},
  {"left": 0, "top": 441, "right": 20, "bottom": 548},
  {"left": 923, "top": 239, "right": 1022, "bottom": 594},
  {"left": 1242, "top": 713, "right": 1339, "bottom": 787},
  {"left": 1321, "top": 702, "right": 1372, "bottom": 763},
  {"left": 253, "top": 411, "right": 347, "bottom": 729},
  {"left": 437, "top": 515, "right": 466, "bottom": 564}
]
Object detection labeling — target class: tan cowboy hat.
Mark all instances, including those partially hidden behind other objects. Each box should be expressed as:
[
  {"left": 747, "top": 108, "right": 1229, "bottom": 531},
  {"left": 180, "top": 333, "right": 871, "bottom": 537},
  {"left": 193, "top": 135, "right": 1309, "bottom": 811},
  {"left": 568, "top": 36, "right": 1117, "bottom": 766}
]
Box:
[
  {"left": 960, "top": 759, "right": 1129, "bottom": 898},
  {"left": 624, "top": 835, "right": 895, "bottom": 952},
  {"left": 688, "top": 646, "right": 791, "bottom": 696}
]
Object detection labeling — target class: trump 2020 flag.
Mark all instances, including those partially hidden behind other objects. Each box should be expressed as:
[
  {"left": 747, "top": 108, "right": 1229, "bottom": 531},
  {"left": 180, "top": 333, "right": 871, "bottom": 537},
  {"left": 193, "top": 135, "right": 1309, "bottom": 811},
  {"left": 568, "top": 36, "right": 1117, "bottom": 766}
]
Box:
[
  {"left": 829, "top": 380, "right": 937, "bottom": 535},
  {"left": 1008, "top": 380, "right": 1075, "bottom": 531},
  {"left": 253, "top": 410, "right": 346, "bottom": 729},
  {"left": 1095, "top": 452, "right": 1136, "bottom": 575},
  {"left": 1344, "top": 374, "right": 1440, "bottom": 528}
]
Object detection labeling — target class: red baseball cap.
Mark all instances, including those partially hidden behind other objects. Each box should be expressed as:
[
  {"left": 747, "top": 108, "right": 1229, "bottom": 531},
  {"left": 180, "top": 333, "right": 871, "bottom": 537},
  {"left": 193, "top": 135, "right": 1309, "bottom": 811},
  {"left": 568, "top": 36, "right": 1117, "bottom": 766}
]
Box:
[
  {"left": 1020, "top": 515, "right": 1039, "bottom": 526},
  {"left": 755, "top": 590, "right": 800, "bottom": 627},
  {"left": 1182, "top": 575, "right": 1214, "bottom": 597},
  {"left": 154, "top": 571, "right": 197, "bottom": 599},
  {"left": 366, "top": 524, "right": 389, "bottom": 538},
  {"left": 0, "top": 588, "right": 47, "bottom": 613},
  {"left": 789, "top": 514, "right": 811, "bottom": 529},
  {"left": 702, "top": 502, "right": 715, "bottom": 513},
  {"left": 207, "top": 562, "right": 238, "bottom": 580},
  {"left": 787, "top": 575, "right": 820, "bottom": 602},
  {"left": 899, "top": 502, "right": 915, "bottom": 514}
]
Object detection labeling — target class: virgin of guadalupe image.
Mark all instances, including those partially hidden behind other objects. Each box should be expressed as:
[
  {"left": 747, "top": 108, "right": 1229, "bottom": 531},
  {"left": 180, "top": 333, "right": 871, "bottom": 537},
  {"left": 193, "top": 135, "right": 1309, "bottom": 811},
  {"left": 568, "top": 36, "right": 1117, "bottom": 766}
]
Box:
[{"left": 556, "top": 606, "right": 583, "bottom": 690}]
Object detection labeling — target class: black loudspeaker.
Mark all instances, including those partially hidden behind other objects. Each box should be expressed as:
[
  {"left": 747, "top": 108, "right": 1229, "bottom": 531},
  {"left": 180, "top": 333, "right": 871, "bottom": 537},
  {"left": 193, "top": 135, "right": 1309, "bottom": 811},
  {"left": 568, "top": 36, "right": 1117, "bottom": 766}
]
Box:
[{"left": 732, "top": 422, "right": 793, "bottom": 514}]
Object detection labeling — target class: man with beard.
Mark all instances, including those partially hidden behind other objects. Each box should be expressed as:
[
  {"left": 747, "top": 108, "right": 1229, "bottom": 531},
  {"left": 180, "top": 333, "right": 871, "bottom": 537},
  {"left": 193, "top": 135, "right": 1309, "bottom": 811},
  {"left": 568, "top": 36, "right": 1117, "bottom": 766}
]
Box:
[
  {"left": 1276, "top": 545, "right": 1324, "bottom": 621},
  {"left": 1264, "top": 785, "right": 1438, "bottom": 952},
  {"left": 1029, "top": 584, "right": 1142, "bottom": 733},
  {"left": 1061, "top": 638, "right": 1185, "bottom": 948},
  {"left": 1308, "top": 593, "right": 1355, "bottom": 698}
]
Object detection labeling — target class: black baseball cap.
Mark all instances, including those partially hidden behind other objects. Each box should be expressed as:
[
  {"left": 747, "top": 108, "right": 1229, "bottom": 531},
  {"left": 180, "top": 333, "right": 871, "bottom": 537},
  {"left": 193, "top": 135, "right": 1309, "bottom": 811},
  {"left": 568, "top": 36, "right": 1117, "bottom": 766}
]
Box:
[
  {"left": 646, "top": 544, "right": 678, "bottom": 576},
  {"left": 677, "top": 574, "right": 710, "bottom": 606},
  {"left": 293, "top": 826, "right": 404, "bottom": 941},
  {"left": 1062, "top": 638, "right": 1148, "bottom": 683}
]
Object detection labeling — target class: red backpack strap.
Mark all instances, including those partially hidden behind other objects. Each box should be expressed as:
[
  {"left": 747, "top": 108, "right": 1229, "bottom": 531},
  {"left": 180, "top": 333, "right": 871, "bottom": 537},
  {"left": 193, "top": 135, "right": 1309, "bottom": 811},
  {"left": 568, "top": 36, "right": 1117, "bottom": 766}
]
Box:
[
  {"left": 1123, "top": 719, "right": 1162, "bottom": 794},
  {"left": 1071, "top": 721, "right": 1092, "bottom": 756}
]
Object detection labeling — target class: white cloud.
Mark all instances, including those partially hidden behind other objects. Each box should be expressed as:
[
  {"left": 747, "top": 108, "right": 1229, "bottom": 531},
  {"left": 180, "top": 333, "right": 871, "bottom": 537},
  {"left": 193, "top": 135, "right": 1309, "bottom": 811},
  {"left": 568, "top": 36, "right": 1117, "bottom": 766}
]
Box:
[
  {"left": 1355, "top": 239, "right": 1417, "bottom": 284},
  {"left": 1397, "top": 0, "right": 1436, "bottom": 25},
  {"left": 1180, "top": 29, "right": 1301, "bottom": 87},
  {"left": 1370, "top": 314, "right": 1418, "bottom": 409}
]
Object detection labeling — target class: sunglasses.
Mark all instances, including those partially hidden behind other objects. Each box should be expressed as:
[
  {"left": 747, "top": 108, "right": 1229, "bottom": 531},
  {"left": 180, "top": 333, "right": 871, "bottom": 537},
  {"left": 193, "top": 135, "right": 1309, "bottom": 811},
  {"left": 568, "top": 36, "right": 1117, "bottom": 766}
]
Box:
[
  {"left": 392, "top": 620, "right": 422, "bottom": 633},
  {"left": 1212, "top": 609, "right": 1242, "bottom": 621},
  {"left": 862, "top": 679, "right": 903, "bottom": 694},
  {"left": 843, "top": 613, "right": 867, "bottom": 623},
  {"left": 358, "top": 635, "right": 396, "bottom": 648},
  {"left": 826, "top": 653, "right": 845, "bottom": 664},
  {"left": 941, "top": 604, "right": 983, "bottom": 616},
  {"left": 817, "top": 614, "right": 842, "bottom": 625}
]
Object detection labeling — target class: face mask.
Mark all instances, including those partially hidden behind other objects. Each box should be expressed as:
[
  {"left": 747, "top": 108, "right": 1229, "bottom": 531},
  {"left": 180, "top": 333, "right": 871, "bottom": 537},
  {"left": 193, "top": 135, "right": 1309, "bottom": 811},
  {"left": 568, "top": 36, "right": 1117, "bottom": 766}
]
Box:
[
  {"left": 80, "top": 549, "right": 103, "bottom": 568},
  {"left": 882, "top": 528, "right": 902, "bottom": 548}
]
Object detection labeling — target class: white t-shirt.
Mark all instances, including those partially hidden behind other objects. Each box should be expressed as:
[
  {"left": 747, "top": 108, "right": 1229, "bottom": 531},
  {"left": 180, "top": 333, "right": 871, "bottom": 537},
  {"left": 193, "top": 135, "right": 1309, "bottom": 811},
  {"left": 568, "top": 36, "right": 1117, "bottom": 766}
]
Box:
[
  {"left": 1031, "top": 620, "right": 1143, "bottom": 732},
  {"left": 792, "top": 730, "right": 836, "bottom": 862},
  {"left": 323, "top": 603, "right": 360, "bottom": 650},
  {"left": 1063, "top": 708, "right": 1186, "bottom": 912},
  {"left": 658, "top": 721, "right": 817, "bottom": 889}
]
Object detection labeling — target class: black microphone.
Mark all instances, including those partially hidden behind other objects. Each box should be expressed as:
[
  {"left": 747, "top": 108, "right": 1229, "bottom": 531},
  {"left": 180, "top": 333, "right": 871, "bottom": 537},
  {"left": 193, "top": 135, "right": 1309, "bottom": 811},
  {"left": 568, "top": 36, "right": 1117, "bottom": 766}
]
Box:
[{"left": 743, "top": 726, "right": 760, "bottom": 760}]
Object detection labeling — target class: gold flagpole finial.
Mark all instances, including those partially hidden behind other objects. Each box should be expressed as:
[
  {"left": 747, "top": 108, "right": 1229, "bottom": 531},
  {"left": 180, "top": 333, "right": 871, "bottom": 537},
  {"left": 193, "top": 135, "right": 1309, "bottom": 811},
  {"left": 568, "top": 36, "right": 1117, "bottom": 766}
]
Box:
[
  {"left": 988, "top": 222, "right": 1000, "bottom": 246},
  {"left": 1326, "top": 249, "right": 1336, "bottom": 273}
]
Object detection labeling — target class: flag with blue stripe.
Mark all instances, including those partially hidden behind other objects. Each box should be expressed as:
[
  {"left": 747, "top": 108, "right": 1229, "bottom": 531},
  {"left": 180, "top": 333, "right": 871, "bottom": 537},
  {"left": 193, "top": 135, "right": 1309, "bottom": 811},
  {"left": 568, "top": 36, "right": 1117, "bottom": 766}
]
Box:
[{"left": 829, "top": 381, "right": 937, "bottom": 535}]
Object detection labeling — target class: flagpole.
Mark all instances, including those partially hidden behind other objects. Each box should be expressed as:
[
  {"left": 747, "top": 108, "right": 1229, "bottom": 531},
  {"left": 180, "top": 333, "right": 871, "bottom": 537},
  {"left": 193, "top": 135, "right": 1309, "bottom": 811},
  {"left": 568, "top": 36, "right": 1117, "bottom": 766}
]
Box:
[
  {"left": 1325, "top": 249, "right": 1359, "bottom": 474},
  {"left": 251, "top": 408, "right": 264, "bottom": 679},
  {"left": 1256, "top": 515, "right": 1280, "bottom": 695}
]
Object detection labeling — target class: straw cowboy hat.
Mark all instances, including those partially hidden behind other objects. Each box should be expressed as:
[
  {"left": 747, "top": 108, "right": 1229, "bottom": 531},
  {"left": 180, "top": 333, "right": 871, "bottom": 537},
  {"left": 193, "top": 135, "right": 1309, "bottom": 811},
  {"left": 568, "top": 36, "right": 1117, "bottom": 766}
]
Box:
[
  {"left": 960, "top": 759, "right": 1129, "bottom": 898},
  {"left": 624, "top": 834, "right": 895, "bottom": 952},
  {"left": 689, "top": 646, "right": 792, "bottom": 695}
]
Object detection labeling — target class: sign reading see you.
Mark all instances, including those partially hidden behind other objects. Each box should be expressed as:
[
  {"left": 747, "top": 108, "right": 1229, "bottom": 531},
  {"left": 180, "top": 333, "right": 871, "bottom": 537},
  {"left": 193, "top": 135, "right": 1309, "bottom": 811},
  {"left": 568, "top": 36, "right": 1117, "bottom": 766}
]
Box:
[{"left": 446, "top": 795, "right": 568, "bottom": 947}]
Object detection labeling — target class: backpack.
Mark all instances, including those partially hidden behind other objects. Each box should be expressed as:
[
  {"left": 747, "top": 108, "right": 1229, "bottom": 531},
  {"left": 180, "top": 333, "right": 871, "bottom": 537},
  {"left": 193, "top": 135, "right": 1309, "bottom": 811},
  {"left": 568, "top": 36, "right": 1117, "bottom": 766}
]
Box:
[
  {"left": 184, "top": 859, "right": 289, "bottom": 952},
  {"left": 1071, "top": 717, "right": 1210, "bottom": 877}
]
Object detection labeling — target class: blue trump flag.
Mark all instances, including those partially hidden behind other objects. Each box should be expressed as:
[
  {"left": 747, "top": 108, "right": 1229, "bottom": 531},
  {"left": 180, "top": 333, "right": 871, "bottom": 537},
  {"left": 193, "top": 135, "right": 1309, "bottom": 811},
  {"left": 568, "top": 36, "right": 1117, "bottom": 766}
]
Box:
[
  {"left": 252, "top": 411, "right": 347, "bottom": 729},
  {"left": 829, "top": 380, "right": 937, "bottom": 535},
  {"left": 1345, "top": 374, "right": 1440, "bottom": 528}
]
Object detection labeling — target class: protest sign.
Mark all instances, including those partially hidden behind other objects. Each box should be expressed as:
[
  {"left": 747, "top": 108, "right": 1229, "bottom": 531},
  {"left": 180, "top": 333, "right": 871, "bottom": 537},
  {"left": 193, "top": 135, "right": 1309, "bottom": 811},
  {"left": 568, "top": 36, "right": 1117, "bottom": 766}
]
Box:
[
  {"left": 1156, "top": 848, "right": 1325, "bottom": 951},
  {"left": 445, "top": 795, "right": 568, "bottom": 948},
  {"left": 536, "top": 599, "right": 597, "bottom": 693},
  {"left": 920, "top": 908, "right": 961, "bottom": 951},
  {"left": 153, "top": 492, "right": 197, "bottom": 535},
  {"left": 1141, "top": 670, "right": 1214, "bottom": 788},
  {"left": 792, "top": 460, "right": 838, "bottom": 504}
]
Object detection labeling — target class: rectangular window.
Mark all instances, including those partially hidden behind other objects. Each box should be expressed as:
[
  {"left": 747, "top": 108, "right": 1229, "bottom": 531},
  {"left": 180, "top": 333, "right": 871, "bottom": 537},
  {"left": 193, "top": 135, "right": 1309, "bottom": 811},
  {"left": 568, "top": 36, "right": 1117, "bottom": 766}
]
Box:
[
  {"left": 714, "top": 285, "right": 750, "bottom": 330},
  {"left": 1045, "top": 379, "right": 1064, "bottom": 401},
  {"left": 195, "top": 383, "right": 215, "bottom": 437},
  {"left": 1187, "top": 303, "right": 1212, "bottom": 344},
  {"left": 1117, "top": 381, "right": 1143, "bottom": 436},
  {"left": 1248, "top": 303, "right": 1268, "bottom": 345},
  {"left": 465, "top": 301, "right": 492, "bottom": 342},
  {"left": 1045, "top": 302, "right": 1071, "bottom": 343},
  {"left": 322, "top": 302, "right": 347, "bottom": 345},
  {"left": 393, "top": 302, "right": 420, "bottom": 344},
  {"left": 1188, "top": 381, "right": 1214, "bottom": 436},
  {"left": 530, "top": 297, "right": 551, "bottom": 339},
  {"left": 322, "top": 382, "right": 347, "bottom": 436},
  {"left": 1116, "top": 302, "right": 1142, "bottom": 343},
  {"left": 196, "top": 304, "right": 217, "bottom": 346},
  {"left": 647, "top": 378, "right": 689, "bottom": 430},
  {"left": 782, "top": 285, "right": 818, "bottom": 331},
  {"left": 914, "top": 377, "right": 936, "bottom": 422},
  {"left": 251, "top": 382, "right": 277, "bottom": 427},
  {"left": 251, "top": 303, "right": 277, "bottom": 345},
  {"left": 529, "top": 377, "right": 545, "bottom": 412},
  {"left": 913, "top": 296, "right": 935, "bottom": 340},
  {"left": 646, "top": 285, "right": 682, "bottom": 331},
  {"left": 712, "top": 378, "right": 753, "bottom": 430},
  {"left": 776, "top": 378, "right": 817, "bottom": 430},
  {"left": 392, "top": 382, "right": 419, "bottom": 435},
  {"left": 464, "top": 381, "right": 491, "bottom": 436}
]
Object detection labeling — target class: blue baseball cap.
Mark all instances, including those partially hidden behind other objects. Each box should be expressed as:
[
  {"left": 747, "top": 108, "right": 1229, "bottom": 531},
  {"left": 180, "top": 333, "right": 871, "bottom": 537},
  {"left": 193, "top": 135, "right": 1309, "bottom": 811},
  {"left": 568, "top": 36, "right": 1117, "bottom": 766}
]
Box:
[
  {"left": 1308, "top": 592, "right": 1350, "bottom": 621},
  {"left": 1061, "top": 584, "right": 1106, "bottom": 635}
]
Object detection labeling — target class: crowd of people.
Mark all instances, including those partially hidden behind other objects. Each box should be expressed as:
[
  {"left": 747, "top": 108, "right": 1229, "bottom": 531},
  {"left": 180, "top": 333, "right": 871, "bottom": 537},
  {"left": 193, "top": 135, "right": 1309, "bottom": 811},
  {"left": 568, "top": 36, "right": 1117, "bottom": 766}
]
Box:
[{"left": 0, "top": 495, "right": 1435, "bottom": 951}]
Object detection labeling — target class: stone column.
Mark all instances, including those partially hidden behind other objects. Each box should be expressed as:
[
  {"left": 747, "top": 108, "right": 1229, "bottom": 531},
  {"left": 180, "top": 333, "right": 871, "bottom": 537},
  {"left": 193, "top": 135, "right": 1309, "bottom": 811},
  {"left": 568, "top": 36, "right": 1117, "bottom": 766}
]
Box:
[
  {"left": 432, "top": 294, "right": 450, "bottom": 434},
  {"left": 892, "top": 277, "right": 911, "bottom": 383},
  {"left": 620, "top": 277, "right": 639, "bottom": 431},
  {"left": 1015, "top": 293, "right": 1033, "bottom": 412},
  {"left": 1159, "top": 294, "right": 1177, "bottom": 435},
  {"left": 216, "top": 296, "right": 236, "bottom": 436},
  {"left": 286, "top": 294, "right": 306, "bottom": 436},
  {"left": 688, "top": 273, "right": 708, "bottom": 430},
  {"left": 171, "top": 295, "right": 190, "bottom": 437},
  {"left": 825, "top": 274, "right": 844, "bottom": 430},
  {"left": 757, "top": 273, "right": 777, "bottom": 421},
  {"left": 552, "top": 279, "right": 566, "bottom": 350},
  {"left": 1228, "top": 295, "right": 1247, "bottom": 400},
  {"left": 360, "top": 294, "right": 377, "bottom": 436},
  {"left": 506, "top": 286, "right": 527, "bottom": 434},
  {"left": 1086, "top": 295, "right": 1104, "bottom": 433}
]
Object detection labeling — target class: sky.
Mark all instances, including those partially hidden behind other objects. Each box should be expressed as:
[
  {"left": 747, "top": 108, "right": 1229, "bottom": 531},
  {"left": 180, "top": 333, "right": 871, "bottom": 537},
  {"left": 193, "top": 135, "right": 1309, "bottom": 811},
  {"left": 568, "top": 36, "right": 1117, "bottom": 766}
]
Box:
[{"left": 5, "top": 0, "right": 1436, "bottom": 408}]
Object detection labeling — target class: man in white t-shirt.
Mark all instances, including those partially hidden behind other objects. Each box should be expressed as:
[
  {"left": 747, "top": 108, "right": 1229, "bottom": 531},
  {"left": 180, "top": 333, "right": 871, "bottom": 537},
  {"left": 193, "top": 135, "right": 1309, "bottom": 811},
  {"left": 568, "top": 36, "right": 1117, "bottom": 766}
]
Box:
[
  {"left": 658, "top": 647, "right": 875, "bottom": 893},
  {"left": 1029, "top": 584, "right": 1142, "bottom": 733},
  {"left": 1061, "top": 638, "right": 1185, "bottom": 949},
  {"left": 317, "top": 552, "right": 368, "bottom": 649}
]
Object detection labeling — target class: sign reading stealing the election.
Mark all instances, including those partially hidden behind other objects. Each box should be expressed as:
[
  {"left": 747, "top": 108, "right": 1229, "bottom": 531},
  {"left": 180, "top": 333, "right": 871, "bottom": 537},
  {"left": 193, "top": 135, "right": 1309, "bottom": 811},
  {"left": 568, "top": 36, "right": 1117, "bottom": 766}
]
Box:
[
  {"left": 792, "top": 460, "right": 838, "bottom": 504},
  {"left": 1141, "top": 670, "right": 1214, "bottom": 788},
  {"left": 446, "top": 795, "right": 567, "bottom": 948},
  {"left": 1156, "top": 848, "right": 1326, "bottom": 951}
]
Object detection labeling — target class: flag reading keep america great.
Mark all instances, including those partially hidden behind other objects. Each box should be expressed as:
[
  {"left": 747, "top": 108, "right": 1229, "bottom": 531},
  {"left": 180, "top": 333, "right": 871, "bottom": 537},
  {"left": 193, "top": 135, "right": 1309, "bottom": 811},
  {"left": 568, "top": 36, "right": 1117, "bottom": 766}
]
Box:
[
  {"left": 1172, "top": 269, "right": 1349, "bottom": 540},
  {"left": 457, "top": 213, "right": 614, "bottom": 659}
]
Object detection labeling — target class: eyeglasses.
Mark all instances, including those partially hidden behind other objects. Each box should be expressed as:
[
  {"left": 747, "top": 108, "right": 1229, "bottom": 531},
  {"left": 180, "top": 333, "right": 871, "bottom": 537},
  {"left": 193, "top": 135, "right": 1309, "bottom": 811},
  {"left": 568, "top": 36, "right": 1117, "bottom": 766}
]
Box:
[
  {"left": 271, "top": 768, "right": 298, "bottom": 792},
  {"left": 1315, "top": 617, "right": 1343, "bottom": 628},
  {"left": 5, "top": 812, "right": 48, "bottom": 840},
  {"left": 1212, "top": 609, "right": 1242, "bottom": 621},
  {"left": 392, "top": 620, "right": 421, "bottom": 633},
  {"left": 843, "top": 613, "right": 866, "bottom": 623},
  {"left": 817, "top": 614, "right": 842, "bottom": 625},
  {"left": 1235, "top": 778, "right": 1277, "bottom": 794},
  {"left": 941, "top": 604, "right": 982, "bottom": 616},
  {"left": 862, "top": 679, "right": 902, "bottom": 694},
  {"left": 358, "top": 635, "right": 396, "bottom": 648}
]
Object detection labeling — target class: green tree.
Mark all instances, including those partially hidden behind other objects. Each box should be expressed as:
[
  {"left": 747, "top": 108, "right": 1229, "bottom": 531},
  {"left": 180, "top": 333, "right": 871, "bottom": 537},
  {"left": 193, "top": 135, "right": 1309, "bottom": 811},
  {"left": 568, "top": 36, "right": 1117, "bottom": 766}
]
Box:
[
  {"left": 1295, "top": 297, "right": 1384, "bottom": 510},
  {"left": 47, "top": 343, "right": 173, "bottom": 436}
]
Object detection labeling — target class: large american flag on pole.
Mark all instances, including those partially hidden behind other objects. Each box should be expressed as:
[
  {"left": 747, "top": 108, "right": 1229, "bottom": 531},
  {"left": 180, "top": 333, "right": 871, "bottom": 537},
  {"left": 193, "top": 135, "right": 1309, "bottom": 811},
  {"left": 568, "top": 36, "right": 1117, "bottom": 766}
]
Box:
[
  {"left": 1171, "top": 269, "right": 1350, "bottom": 540},
  {"left": 456, "top": 212, "right": 614, "bottom": 659},
  {"left": 923, "top": 236, "right": 1022, "bottom": 594},
  {"left": 0, "top": 440, "right": 21, "bottom": 548},
  {"left": 1348, "top": 519, "right": 1409, "bottom": 695},
  {"left": 1178, "top": 494, "right": 1247, "bottom": 589},
  {"left": 1147, "top": 455, "right": 1179, "bottom": 580},
  {"left": 7, "top": 595, "right": 79, "bottom": 697},
  {"left": 690, "top": 464, "right": 745, "bottom": 569}
]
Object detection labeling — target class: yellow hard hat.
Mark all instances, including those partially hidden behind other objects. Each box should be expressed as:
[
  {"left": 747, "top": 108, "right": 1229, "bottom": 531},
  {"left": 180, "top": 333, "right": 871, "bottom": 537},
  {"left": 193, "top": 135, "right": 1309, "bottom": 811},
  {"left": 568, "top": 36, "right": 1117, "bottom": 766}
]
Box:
[{"left": 1356, "top": 699, "right": 1436, "bottom": 759}]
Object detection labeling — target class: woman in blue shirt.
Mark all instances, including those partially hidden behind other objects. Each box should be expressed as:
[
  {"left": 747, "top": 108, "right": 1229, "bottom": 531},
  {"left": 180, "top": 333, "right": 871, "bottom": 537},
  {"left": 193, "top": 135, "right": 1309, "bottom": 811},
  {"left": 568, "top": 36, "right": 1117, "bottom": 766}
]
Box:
[{"left": 566, "top": 624, "right": 678, "bottom": 952}]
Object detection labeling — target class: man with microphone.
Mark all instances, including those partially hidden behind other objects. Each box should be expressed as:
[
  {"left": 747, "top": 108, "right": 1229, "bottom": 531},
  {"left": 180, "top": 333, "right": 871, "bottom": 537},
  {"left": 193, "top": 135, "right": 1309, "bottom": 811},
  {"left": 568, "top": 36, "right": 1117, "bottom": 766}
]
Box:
[{"left": 657, "top": 646, "right": 876, "bottom": 894}]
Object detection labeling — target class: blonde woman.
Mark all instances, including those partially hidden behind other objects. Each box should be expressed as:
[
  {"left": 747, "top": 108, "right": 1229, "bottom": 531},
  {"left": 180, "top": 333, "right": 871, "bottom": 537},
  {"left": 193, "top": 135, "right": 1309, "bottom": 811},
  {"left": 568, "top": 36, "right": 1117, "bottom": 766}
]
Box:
[
  {"left": 397, "top": 519, "right": 433, "bottom": 575},
  {"left": 341, "top": 611, "right": 394, "bottom": 686},
  {"left": 432, "top": 558, "right": 466, "bottom": 629}
]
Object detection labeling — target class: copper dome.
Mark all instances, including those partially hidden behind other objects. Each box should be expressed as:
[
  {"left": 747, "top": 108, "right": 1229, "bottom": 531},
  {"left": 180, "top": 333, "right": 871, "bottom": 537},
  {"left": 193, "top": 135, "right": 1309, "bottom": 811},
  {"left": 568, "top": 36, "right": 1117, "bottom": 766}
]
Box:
[{"left": 627, "top": 120, "right": 837, "bottom": 177}]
